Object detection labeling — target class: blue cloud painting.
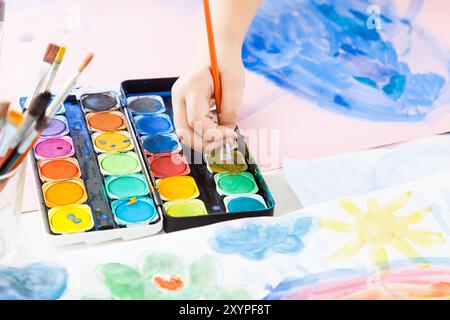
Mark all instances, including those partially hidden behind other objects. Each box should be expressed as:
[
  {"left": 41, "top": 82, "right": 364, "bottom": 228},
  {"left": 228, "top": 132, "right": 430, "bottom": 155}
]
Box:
[
  {"left": 0, "top": 263, "right": 67, "bottom": 300},
  {"left": 243, "top": 0, "right": 450, "bottom": 122},
  {"left": 210, "top": 217, "right": 313, "bottom": 260}
]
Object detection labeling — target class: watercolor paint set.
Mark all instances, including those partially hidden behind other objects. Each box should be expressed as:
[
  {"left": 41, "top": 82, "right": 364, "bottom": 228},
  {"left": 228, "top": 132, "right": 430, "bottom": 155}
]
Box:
[{"left": 24, "top": 78, "right": 275, "bottom": 245}]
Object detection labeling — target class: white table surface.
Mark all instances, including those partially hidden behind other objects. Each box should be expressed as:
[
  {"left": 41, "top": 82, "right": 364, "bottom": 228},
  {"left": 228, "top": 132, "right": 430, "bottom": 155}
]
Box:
[{"left": 15, "top": 169, "right": 302, "bottom": 264}]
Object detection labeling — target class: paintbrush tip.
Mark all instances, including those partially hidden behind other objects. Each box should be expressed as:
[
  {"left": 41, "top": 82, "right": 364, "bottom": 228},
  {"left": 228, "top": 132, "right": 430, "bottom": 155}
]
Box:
[
  {"left": 28, "top": 92, "right": 52, "bottom": 117},
  {"left": 0, "top": 101, "right": 10, "bottom": 116},
  {"left": 35, "top": 113, "right": 50, "bottom": 132},
  {"left": 7, "top": 110, "right": 24, "bottom": 128},
  {"left": 44, "top": 43, "right": 60, "bottom": 64},
  {"left": 55, "top": 46, "right": 66, "bottom": 64},
  {"left": 78, "top": 52, "right": 94, "bottom": 73}
]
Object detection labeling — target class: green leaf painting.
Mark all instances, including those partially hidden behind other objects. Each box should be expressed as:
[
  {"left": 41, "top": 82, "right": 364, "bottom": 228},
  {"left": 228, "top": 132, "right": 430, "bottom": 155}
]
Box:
[{"left": 92, "top": 252, "right": 253, "bottom": 300}]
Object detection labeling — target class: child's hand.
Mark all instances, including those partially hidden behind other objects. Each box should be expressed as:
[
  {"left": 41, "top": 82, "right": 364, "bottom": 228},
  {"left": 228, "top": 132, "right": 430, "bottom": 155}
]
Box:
[{"left": 172, "top": 54, "right": 244, "bottom": 153}]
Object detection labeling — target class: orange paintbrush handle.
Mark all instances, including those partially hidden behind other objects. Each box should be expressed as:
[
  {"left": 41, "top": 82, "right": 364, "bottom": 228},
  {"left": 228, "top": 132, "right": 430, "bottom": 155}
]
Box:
[{"left": 203, "top": 0, "right": 222, "bottom": 116}]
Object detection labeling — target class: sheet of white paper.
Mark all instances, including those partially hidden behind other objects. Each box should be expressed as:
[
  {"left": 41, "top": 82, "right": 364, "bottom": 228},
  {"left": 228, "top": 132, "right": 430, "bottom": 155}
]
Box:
[
  {"left": 3, "top": 169, "right": 450, "bottom": 300},
  {"left": 284, "top": 134, "right": 450, "bottom": 206}
]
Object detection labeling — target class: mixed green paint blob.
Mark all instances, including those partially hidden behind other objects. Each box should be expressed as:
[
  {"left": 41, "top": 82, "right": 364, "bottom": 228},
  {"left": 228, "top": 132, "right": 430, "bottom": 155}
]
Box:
[
  {"left": 205, "top": 150, "right": 248, "bottom": 173},
  {"left": 92, "top": 252, "right": 252, "bottom": 300}
]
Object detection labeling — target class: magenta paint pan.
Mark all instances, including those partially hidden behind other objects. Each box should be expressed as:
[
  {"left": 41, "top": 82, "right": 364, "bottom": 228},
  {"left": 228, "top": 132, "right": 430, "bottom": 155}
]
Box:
[
  {"left": 41, "top": 116, "right": 70, "bottom": 138},
  {"left": 34, "top": 136, "right": 75, "bottom": 160}
]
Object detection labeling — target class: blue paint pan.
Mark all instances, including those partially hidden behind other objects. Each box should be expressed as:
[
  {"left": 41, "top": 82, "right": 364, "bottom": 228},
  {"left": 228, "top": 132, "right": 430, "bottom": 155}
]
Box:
[
  {"left": 134, "top": 114, "right": 174, "bottom": 135},
  {"left": 141, "top": 133, "right": 181, "bottom": 154}
]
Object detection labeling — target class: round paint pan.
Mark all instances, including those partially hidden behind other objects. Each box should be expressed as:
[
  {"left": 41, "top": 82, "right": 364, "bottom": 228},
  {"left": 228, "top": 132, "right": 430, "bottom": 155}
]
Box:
[
  {"left": 134, "top": 114, "right": 174, "bottom": 135},
  {"left": 204, "top": 150, "right": 248, "bottom": 173},
  {"left": 41, "top": 116, "right": 69, "bottom": 138},
  {"left": 105, "top": 174, "right": 150, "bottom": 199},
  {"left": 141, "top": 133, "right": 181, "bottom": 155},
  {"left": 164, "top": 199, "right": 208, "bottom": 218},
  {"left": 81, "top": 92, "right": 119, "bottom": 112},
  {"left": 92, "top": 131, "right": 134, "bottom": 153},
  {"left": 34, "top": 136, "right": 75, "bottom": 160},
  {"left": 224, "top": 194, "right": 267, "bottom": 213},
  {"left": 127, "top": 95, "right": 166, "bottom": 115},
  {"left": 42, "top": 178, "right": 88, "bottom": 208},
  {"left": 148, "top": 154, "right": 190, "bottom": 178},
  {"left": 48, "top": 204, "right": 94, "bottom": 234},
  {"left": 38, "top": 158, "right": 81, "bottom": 182},
  {"left": 86, "top": 111, "right": 126, "bottom": 132},
  {"left": 214, "top": 172, "right": 259, "bottom": 196},
  {"left": 111, "top": 197, "right": 158, "bottom": 226},
  {"left": 156, "top": 176, "right": 200, "bottom": 201},
  {"left": 98, "top": 152, "right": 142, "bottom": 176}
]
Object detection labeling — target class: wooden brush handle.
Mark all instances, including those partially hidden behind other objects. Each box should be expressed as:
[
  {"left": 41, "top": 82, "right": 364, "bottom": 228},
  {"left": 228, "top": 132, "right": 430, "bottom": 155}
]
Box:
[{"left": 203, "top": 0, "right": 223, "bottom": 117}]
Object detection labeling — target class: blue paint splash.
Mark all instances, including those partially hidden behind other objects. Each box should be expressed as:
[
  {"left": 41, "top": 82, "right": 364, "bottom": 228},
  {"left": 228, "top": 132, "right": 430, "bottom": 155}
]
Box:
[
  {"left": 243, "top": 0, "right": 450, "bottom": 122},
  {"left": 210, "top": 217, "right": 312, "bottom": 260},
  {"left": 0, "top": 263, "right": 67, "bottom": 300}
]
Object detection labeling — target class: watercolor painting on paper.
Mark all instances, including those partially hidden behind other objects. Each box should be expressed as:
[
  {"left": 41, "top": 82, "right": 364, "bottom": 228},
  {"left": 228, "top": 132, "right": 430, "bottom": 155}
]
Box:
[
  {"left": 87, "top": 252, "right": 252, "bottom": 300},
  {"left": 238, "top": 0, "right": 450, "bottom": 168},
  {"left": 0, "top": 263, "right": 67, "bottom": 300},
  {"left": 319, "top": 192, "right": 445, "bottom": 268},
  {"left": 243, "top": 0, "right": 450, "bottom": 122},
  {"left": 264, "top": 258, "right": 450, "bottom": 300},
  {"left": 5, "top": 168, "right": 450, "bottom": 300}
]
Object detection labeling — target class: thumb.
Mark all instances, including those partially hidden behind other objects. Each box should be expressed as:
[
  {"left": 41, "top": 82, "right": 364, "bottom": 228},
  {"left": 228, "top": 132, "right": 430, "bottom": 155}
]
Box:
[{"left": 218, "top": 71, "right": 244, "bottom": 128}]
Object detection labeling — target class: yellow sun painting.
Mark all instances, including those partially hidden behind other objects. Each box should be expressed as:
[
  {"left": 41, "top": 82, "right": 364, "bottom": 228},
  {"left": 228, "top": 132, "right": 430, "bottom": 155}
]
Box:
[{"left": 320, "top": 192, "right": 445, "bottom": 267}]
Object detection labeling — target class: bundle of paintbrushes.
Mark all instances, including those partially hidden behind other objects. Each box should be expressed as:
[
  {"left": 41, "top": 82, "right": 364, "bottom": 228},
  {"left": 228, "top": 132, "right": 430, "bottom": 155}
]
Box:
[{"left": 0, "top": 42, "right": 94, "bottom": 177}]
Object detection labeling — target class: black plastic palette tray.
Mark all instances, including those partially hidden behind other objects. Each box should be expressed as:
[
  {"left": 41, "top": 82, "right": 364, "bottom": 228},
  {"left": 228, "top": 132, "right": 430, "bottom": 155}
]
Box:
[{"left": 121, "top": 78, "right": 275, "bottom": 232}]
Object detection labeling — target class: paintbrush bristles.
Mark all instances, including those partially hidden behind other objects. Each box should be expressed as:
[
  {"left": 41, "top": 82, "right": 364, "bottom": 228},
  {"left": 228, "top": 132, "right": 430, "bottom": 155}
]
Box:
[
  {"left": 0, "top": 101, "right": 9, "bottom": 129},
  {"left": 35, "top": 114, "right": 49, "bottom": 132},
  {"left": 78, "top": 52, "right": 94, "bottom": 72},
  {"left": 55, "top": 46, "right": 66, "bottom": 64},
  {"left": 28, "top": 92, "right": 51, "bottom": 117},
  {"left": 43, "top": 43, "right": 59, "bottom": 64},
  {"left": 0, "top": 101, "right": 9, "bottom": 117}
]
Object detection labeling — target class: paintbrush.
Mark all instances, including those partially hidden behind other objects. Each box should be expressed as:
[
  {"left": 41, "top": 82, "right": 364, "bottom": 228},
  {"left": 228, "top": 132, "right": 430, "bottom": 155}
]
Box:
[
  {"left": 46, "top": 52, "right": 94, "bottom": 118},
  {"left": 1, "top": 92, "right": 52, "bottom": 158},
  {"left": 202, "top": 0, "right": 232, "bottom": 161},
  {"left": 42, "top": 46, "right": 66, "bottom": 92},
  {"left": 0, "top": 101, "right": 9, "bottom": 131},
  {"left": 0, "top": 109, "right": 50, "bottom": 175},
  {"left": 23, "top": 43, "right": 60, "bottom": 111},
  {"left": 0, "top": 110, "right": 24, "bottom": 168},
  {"left": 4, "top": 53, "right": 95, "bottom": 173}
]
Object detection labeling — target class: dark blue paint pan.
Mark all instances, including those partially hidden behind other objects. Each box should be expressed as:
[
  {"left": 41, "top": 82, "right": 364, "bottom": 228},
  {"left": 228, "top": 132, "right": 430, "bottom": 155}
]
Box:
[
  {"left": 141, "top": 133, "right": 181, "bottom": 154},
  {"left": 134, "top": 114, "right": 174, "bottom": 135}
]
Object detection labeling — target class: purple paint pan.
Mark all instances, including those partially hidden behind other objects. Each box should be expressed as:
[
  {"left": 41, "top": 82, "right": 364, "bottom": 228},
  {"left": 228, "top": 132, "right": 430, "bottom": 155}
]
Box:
[
  {"left": 34, "top": 136, "right": 75, "bottom": 160},
  {"left": 41, "top": 116, "right": 70, "bottom": 138}
]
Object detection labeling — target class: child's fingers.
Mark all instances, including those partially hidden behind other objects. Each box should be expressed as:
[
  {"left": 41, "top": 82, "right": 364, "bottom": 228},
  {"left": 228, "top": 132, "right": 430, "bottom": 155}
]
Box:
[
  {"left": 172, "top": 90, "right": 229, "bottom": 153},
  {"left": 219, "top": 73, "right": 244, "bottom": 128},
  {"left": 185, "top": 90, "right": 218, "bottom": 137}
]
